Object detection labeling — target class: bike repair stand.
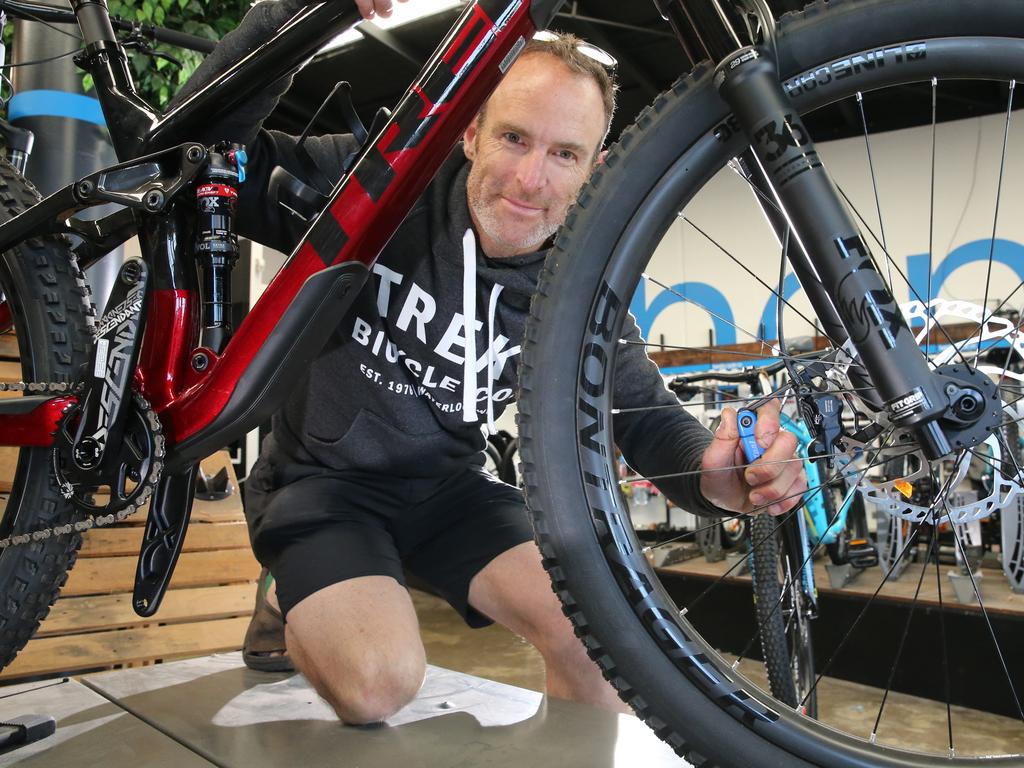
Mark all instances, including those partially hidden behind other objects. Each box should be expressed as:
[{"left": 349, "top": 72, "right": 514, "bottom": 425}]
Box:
[
  {"left": 0, "top": 714, "right": 56, "bottom": 755},
  {"left": 948, "top": 569, "right": 982, "bottom": 604},
  {"left": 696, "top": 523, "right": 724, "bottom": 563},
  {"left": 824, "top": 563, "right": 859, "bottom": 590},
  {"left": 949, "top": 492, "right": 983, "bottom": 604}
]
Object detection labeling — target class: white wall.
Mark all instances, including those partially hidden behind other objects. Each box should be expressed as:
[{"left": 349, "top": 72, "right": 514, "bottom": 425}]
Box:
[{"left": 636, "top": 109, "right": 1024, "bottom": 364}]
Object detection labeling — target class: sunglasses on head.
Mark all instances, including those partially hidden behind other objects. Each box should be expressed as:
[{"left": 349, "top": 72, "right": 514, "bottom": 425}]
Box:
[{"left": 532, "top": 30, "right": 618, "bottom": 73}]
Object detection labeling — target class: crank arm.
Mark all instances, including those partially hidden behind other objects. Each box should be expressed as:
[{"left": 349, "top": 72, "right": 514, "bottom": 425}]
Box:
[
  {"left": 64, "top": 259, "right": 150, "bottom": 477},
  {"left": 133, "top": 466, "right": 197, "bottom": 616}
]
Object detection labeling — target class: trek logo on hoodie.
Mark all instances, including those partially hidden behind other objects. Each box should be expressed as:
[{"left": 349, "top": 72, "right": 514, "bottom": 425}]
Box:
[{"left": 349, "top": 230, "right": 520, "bottom": 433}]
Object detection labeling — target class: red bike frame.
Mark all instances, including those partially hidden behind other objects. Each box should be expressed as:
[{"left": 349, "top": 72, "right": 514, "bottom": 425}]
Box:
[{"left": 0, "top": 0, "right": 556, "bottom": 470}]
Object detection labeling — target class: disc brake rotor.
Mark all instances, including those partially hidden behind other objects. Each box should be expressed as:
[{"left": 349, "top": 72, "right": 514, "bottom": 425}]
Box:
[{"left": 834, "top": 298, "right": 1023, "bottom": 526}]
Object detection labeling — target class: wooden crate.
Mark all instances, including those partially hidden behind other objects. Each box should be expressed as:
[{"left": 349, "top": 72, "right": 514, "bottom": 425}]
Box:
[{"left": 0, "top": 451, "right": 260, "bottom": 681}]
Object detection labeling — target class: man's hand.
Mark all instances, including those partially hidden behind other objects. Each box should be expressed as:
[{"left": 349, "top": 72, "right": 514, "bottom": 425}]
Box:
[
  {"left": 354, "top": 0, "right": 408, "bottom": 20},
  {"left": 699, "top": 399, "right": 807, "bottom": 516}
]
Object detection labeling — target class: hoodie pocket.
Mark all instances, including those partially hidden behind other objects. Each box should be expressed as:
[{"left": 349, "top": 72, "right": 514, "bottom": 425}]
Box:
[{"left": 305, "top": 408, "right": 449, "bottom": 474}]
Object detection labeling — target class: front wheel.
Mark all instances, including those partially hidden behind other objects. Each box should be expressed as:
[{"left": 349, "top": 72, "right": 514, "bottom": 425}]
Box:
[
  {"left": 520, "top": 1, "right": 1024, "bottom": 764},
  {"left": 0, "top": 160, "right": 93, "bottom": 670}
]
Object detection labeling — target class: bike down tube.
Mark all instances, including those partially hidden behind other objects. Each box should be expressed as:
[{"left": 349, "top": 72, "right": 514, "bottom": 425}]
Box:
[
  {"left": 715, "top": 49, "right": 954, "bottom": 459},
  {"left": 160, "top": 0, "right": 552, "bottom": 470}
]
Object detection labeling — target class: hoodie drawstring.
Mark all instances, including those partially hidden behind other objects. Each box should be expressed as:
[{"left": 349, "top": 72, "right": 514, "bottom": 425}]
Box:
[
  {"left": 485, "top": 280, "right": 503, "bottom": 434},
  {"left": 462, "top": 230, "right": 477, "bottom": 424},
  {"left": 461, "top": 229, "right": 502, "bottom": 435}
]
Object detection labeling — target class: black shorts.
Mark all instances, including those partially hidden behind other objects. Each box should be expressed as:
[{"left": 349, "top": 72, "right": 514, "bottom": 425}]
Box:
[{"left": 243, "top": 461, "right": 534, "bottom": 627}]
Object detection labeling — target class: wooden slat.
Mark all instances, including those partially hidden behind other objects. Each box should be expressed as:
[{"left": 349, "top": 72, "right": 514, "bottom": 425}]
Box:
[
  {"left": 0, "top": 616, "right": 251, "bottom": 680},
  {"left": 0, "top": 360, "right": 21, "bottom": 380},
  {"left": 63, "top": 549, "right": 260, "bottom": 596},
  {"left": 0, "top": 334, "right": 18, "bottom": 360},
  {"left": 0, "top": 446, "right": 16, "bottom": 493},
  {"left": 36, "top": 583, "right": 257, "bottom": 636},
  {"left": 648, "top": 322, "right": 983, "bottom": 370},
  {"left": 80, "top": 521, "right": 251, "bottom": 557}
]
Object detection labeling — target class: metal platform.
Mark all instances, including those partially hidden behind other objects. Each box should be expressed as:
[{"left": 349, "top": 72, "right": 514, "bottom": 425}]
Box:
[{"left": 0, "top": 653, "right": 690, "bottom": 767}]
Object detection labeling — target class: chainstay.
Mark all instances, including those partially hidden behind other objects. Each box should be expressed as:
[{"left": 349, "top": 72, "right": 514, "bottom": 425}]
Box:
[{"left": 0, "top": 381, "right": 164, "bottom": 551}]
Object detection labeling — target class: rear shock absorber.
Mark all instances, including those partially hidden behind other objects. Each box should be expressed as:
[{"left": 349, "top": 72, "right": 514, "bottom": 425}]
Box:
[{"left": 195, "top": 144, "right": 246, "bottom": 354}]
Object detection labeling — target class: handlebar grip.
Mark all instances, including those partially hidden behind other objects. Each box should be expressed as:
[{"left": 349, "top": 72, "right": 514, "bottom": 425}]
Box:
[{"left": 148, "top": 26, "right": 217, "bottom": 54}]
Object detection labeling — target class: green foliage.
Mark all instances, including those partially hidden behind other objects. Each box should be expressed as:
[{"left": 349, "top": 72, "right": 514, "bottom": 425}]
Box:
[{"left": 101, "top": 0, "right": 250, "bottom": 108}]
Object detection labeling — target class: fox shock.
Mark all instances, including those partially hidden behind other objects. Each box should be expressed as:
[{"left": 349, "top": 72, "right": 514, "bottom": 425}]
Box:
[{"left": 195, "top": 144, "right": 247, "bottom": 354}]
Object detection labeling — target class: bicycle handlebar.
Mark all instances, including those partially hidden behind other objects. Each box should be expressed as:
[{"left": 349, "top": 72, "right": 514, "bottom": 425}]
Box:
[
  {"left": 0, "top": 0, "right": 217, "bottom": 53},
  {"left": 668, "top": 359, "right": 787, "bottom": 389}
]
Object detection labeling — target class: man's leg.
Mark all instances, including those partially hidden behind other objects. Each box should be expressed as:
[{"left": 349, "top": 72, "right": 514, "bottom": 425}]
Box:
[
  {"left": 467, "top": 541, "right": 629, "bottom": 713},
  {"left": 274, "top": 575, "right": 427, "bottom": 724}
]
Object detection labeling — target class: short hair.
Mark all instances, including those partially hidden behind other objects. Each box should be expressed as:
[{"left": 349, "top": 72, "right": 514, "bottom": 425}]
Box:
[{"left": 478, "top": 31, "right": 618, "bottom": 150}]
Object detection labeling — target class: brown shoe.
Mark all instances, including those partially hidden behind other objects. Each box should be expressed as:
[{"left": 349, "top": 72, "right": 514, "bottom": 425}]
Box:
[{"left": 243, "top": 567, "right": 294, "bottom": 672}]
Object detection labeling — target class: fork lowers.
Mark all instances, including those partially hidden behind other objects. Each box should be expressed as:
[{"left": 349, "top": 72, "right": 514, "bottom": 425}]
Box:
[
  {"left": 711, "top": 47, "right": 985, "bottom": 461},
  {"left": 195, "top": 144, "right": 246, "bottom": 354}
]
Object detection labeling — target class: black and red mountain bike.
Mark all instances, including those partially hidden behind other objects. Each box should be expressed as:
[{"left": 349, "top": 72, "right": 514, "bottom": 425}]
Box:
[{"left": 0, "top": 1, "right": 1022, "bottom": 765}]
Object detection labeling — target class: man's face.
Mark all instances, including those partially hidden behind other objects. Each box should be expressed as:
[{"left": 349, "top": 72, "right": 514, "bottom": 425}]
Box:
[{"left": 463, "top": 53, "right": 607, "bottom": 259}]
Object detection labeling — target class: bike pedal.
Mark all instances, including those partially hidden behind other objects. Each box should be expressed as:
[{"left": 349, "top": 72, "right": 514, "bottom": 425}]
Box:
[{"left": 847, "top": 539, "right": 879, "bottom": 569}]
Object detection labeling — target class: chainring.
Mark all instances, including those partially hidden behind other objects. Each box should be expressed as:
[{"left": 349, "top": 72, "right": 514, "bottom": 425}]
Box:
[{"left": 52, "top": 390, "right": 165, "bottom": 516}]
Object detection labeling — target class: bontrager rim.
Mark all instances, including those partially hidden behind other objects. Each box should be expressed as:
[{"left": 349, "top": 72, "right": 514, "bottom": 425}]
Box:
[{"left": 563, "top": 35, "right": 1024, "bottom": 765}]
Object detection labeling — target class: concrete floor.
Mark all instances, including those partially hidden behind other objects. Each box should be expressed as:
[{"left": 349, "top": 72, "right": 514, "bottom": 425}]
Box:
[{"left": 412, "top": 589, "right": 1024, "bottom": 758}]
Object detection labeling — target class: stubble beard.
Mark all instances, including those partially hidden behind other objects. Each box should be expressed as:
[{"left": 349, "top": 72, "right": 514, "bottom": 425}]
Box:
[{"left": 466, "top": 170, "right": 561, "bottom": 257}]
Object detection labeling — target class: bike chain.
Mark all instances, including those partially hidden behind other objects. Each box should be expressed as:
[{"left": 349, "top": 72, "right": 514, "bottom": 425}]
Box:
[{"left": 0, "top": 381, "right": 164, "bottom": 551}]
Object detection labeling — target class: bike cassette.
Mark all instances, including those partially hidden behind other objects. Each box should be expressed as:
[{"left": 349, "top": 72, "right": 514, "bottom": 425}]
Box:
[{"left": 52, "top": 391, "right": 165, "bottom": 515}]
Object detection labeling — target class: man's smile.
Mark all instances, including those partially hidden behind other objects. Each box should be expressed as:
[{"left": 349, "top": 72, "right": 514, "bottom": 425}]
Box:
[{"left": 500, "top": 195, "right": 545, "bottom": 215}]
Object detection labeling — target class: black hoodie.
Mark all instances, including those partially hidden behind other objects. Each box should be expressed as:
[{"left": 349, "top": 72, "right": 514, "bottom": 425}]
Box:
[{"left": 175, "top": 0, "right": 723, "bottom": 516}]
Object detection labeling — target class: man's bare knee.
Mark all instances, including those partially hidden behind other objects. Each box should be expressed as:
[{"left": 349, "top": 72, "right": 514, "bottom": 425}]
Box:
[
  {"left": 318, "top": 653, "right": 426, "bottom": 724},
  {"left": 282, "top": 577, "right": 426, "bottom": 724}
]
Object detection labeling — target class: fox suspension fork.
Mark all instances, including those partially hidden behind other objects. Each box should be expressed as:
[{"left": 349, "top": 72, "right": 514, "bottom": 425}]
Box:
[{"left": 655, "top": 0, "right": 1002, "bottom": 460}]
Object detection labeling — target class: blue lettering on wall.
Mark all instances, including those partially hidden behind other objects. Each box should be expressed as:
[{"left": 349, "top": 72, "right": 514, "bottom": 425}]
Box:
[
  {"left": 907, "top": 239, "right": 1024, "bottom": 311},
  {"left": 630, "top": 281, "right": 737, "bottom": 345},
  {"left": 633, "top": 238, "right": 1023, "bottom": 354}
]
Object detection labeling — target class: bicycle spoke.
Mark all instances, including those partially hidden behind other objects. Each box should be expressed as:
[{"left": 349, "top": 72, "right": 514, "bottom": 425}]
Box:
[
  {"left": 686, "top": 447, "right": 901, "bottom": 617},
  {"left": 976, "top": 79, "right": 1016, "bottom": 368},
  {"left": 856, "top": 90, "right": 893, "bottom": 294},
  {"left": 640, "top": 510, "right": 751, "bottom": 553},
  {"left": 618, "top": 384, "right": 881, "bottom": 416},
  {"left": 641, "top": 273, "right": 766, "bottom": 344},
  {"left": 622, "top": 339, "right": 868, "bottom": 372},
  {"left": 965, "top": 282, "right": 1024, "bottom": 346},
  {"left": 730, "top": 436, "right": 900, "bottom": 679},
  {"left": 683, "top": 503, "right": 801, "bottom": 616},
  {"left": 675, "top": 214, "right": 835, "bottom": 339},
  {"left": 619, "top": 447, "right": 911, "bottom": 486},
  {"left": 801, "top": 454, "right": 967, "bottom": 709},
  {"left": 870, "top": 526, "right": 937, "bottom": 743},
  {"left": 943, "top": 499, "right": 1024, "bottom": 725},
  {"left": 926, "top": 77, "right": 938, "bottom": 365},
  {"left": 923, "top": 466, "right": 956, "bottom": 757}
]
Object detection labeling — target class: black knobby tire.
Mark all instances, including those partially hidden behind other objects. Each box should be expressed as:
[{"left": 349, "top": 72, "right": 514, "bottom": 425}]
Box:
[
  {"left": 518, "top": 1, "right": 1024, "bottom": 765},
  {"left": 0, "top": 160, "right": 93, "bottom": 670},
  {"left": 748, "top": 514, "right": 816, "bottom": 718}
]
